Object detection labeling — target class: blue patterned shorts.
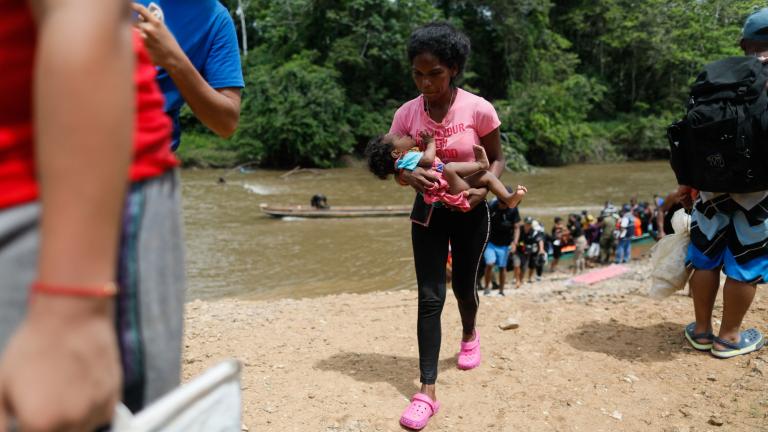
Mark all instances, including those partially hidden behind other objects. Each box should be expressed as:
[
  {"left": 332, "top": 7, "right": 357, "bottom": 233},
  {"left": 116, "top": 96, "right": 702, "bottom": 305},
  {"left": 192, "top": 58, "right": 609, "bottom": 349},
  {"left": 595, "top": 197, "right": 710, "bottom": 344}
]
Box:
[{"left": 686, "top": 193, "right": 768, "bottom": 284}]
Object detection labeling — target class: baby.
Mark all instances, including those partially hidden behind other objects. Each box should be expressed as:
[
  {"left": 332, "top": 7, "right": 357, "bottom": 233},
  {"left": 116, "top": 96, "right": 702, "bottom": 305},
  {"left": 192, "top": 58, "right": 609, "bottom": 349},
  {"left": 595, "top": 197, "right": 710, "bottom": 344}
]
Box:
[{"left": 366, "top": 132, "right": 526, "bottom": 211}]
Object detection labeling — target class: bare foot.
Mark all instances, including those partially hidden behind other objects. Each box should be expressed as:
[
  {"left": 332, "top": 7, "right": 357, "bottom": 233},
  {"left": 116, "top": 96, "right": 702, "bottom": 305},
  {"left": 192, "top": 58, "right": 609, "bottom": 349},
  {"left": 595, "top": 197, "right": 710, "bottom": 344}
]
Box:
[
  {"left": 503, "top": 185, "right": 527, "bottom": 208},
  {"left": 472, "top": 145, "right": 490, "bottom": 170},
  {"left": 464, "top": 188, "right": 481, "bottom": 197}
]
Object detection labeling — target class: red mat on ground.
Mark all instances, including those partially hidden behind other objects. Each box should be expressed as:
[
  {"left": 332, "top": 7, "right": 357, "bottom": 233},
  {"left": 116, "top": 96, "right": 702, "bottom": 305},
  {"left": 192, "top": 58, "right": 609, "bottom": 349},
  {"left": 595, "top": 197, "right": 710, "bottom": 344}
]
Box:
[{"left": 568, "top": 264, "right": 629, "bottom": 285}]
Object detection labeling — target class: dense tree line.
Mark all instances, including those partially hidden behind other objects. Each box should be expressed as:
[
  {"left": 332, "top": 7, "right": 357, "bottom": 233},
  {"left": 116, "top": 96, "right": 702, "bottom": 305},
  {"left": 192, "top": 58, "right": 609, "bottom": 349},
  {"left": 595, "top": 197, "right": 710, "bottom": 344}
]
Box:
[{"left": 180, "top": 0, "right": 765, "bottom": 169}]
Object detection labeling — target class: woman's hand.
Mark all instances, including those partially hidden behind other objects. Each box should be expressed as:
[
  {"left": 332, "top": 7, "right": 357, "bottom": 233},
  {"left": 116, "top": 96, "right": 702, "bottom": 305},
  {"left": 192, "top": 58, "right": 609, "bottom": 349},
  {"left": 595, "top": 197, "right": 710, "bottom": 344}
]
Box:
[
  {"left": 444, "top": 187, "right": 488, "bottom": 212},
  {"left": 400, "top": 167, "right": 439, "bottom": 193}
]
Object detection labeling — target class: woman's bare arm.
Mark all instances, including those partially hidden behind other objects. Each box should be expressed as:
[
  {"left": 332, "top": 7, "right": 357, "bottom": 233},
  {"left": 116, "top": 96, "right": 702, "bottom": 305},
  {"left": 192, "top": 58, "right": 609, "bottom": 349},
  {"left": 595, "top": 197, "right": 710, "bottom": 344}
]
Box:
[{"left": 418, "top": 136, "right": 436, "bottom": 168}]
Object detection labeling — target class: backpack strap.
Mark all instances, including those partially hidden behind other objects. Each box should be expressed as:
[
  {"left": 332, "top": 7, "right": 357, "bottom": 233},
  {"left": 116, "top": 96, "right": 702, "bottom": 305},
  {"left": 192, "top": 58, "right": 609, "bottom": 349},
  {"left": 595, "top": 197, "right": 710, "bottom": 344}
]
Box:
[{"left": 748, "top": 81, "right": 768, "bottom": 117}]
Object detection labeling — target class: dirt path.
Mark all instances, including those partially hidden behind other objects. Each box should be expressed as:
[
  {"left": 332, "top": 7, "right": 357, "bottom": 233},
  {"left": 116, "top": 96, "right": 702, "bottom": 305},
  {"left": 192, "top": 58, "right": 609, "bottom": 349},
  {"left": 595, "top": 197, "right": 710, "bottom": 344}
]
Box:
[{"left": 182, "top": 262, "right": 768, "bottom": 431}]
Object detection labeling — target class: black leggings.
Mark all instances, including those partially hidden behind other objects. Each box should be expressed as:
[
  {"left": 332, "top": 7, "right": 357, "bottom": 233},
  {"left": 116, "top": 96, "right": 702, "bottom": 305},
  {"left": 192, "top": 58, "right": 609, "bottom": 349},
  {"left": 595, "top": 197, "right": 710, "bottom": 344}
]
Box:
[{"left": 411, "top": 201, "right": 489, "bottom": 384}]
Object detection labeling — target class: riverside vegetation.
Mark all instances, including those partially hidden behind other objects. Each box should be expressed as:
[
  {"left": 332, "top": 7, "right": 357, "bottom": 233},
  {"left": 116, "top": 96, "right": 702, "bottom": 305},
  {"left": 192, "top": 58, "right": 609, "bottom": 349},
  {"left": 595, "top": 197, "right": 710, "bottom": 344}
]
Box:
[{"left": 177, "top": 0, "right": 766, "bottom": 170}]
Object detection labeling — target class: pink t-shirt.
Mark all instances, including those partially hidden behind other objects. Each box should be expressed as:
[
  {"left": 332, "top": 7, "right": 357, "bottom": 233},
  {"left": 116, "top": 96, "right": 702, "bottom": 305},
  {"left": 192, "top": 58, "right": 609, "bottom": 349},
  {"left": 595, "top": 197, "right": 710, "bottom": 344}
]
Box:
[{"left": 389, "top": 88, "right": 501, "bottom": 164}]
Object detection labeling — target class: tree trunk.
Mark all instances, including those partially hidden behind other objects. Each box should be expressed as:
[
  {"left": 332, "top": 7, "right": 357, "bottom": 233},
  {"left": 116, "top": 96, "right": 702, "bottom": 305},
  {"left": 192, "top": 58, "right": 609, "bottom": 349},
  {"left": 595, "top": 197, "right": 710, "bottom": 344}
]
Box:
[
  {"left": 237, "top": 0, "right": 248, "bottom": 57},
  {"left": 631, "top": 54, "right": 637, "bottom": 108}
]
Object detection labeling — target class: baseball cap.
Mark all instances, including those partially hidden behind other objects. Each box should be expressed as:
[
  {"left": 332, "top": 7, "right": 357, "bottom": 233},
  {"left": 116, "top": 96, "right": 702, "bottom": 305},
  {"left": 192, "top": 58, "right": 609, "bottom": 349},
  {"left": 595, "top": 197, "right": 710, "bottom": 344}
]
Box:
[
  {"left": 602, "top": 205, "right": 618, "bottom": 216},
  {"left": 524, "top": 216, "right": 533, "bottom": 224},
  {"left": 743, "top": 8, "right": 768, "bottom": 41}
]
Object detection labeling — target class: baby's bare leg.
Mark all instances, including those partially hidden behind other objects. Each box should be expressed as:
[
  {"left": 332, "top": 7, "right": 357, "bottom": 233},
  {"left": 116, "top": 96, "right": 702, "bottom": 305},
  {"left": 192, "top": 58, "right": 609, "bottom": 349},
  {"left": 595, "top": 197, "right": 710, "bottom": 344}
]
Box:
[
  {"left": 442, "top": 144, "right": 493, "bottom": 195},
  {"left": 445, "top": 161, "right": 484, "bottom": 178},
  {"left": 466, "top": 172, "right": 526, "bottom": 208},
  {"left": 442, "top": 163, "right": 475, "bottom": 195}
]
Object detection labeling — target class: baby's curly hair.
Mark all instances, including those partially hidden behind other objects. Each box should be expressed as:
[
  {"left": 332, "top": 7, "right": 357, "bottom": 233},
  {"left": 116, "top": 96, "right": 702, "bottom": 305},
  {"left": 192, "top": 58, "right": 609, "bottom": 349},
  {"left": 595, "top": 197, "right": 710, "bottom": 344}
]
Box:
[
  {"left": 365, "top": 135, "right": 397, "bottom": 180},
  {"left": 407, "top": 22, "right": 471, "bottom": 79}
]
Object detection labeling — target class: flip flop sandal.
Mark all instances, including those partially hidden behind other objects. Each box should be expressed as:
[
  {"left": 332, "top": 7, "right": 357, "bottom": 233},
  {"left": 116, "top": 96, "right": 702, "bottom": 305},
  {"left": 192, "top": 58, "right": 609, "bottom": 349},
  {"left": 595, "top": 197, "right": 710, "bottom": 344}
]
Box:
[
  {"left": 711, "top": 328, "right": 765, "bottom": 359},
  {"left": 399, "top": 393, "right": 440, "bottom": 430},
  {"left": 457, "top": 330, "right": 481, "bottom": 370},
  {"left": 684, "top": 322, "right": 714, "bottom": 351}
]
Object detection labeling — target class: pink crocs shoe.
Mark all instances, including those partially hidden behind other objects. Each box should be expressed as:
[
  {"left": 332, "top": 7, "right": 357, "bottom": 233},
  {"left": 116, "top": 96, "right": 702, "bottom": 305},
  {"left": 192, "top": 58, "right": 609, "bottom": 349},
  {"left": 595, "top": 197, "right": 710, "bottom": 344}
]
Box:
[
  {"left": 457, "top": 330, "right": 480, "bottom": 370},
  {"left": 399, "top": 393, "right": 440, "bottom": 430}
]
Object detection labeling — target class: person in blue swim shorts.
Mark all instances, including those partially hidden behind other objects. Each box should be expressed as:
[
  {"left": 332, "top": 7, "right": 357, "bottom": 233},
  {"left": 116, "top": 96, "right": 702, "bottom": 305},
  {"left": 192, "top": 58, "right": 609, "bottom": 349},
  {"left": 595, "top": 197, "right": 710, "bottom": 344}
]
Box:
[
  {"left": 482, "top": 189, "right": 521, "bottom": 296},
  {"left": 681, "top": 8, "right": 768, "bottom": 359}
]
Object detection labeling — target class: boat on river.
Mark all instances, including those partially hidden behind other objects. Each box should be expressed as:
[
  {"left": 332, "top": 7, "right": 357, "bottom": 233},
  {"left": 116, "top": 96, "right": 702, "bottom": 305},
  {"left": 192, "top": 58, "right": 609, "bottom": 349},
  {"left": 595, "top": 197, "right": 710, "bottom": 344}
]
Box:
[{"left": 260, "top": 203, "right": 411, "bottom": 218}]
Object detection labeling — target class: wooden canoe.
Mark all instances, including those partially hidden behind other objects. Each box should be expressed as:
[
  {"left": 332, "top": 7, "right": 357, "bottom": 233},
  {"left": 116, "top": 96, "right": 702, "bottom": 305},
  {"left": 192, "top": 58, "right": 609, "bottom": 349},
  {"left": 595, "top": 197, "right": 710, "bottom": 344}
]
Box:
[{"left": 260, "top": 203, "right": 411, "bottom": 218}]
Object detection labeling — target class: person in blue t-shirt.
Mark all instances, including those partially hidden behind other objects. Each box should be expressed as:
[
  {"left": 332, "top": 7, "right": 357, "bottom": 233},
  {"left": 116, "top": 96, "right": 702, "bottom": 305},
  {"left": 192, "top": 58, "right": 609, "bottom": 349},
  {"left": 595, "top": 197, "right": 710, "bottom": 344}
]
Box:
[{"left": 132, "top": 1, "right": 245, "bottom": 151}]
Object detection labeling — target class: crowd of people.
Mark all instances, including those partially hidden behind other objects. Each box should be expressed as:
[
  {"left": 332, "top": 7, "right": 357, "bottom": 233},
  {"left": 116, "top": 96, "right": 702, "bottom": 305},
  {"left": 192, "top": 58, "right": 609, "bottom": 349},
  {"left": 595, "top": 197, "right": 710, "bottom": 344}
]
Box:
[{"left": 480, "top": 194, "right": 687, "bottom": 296}]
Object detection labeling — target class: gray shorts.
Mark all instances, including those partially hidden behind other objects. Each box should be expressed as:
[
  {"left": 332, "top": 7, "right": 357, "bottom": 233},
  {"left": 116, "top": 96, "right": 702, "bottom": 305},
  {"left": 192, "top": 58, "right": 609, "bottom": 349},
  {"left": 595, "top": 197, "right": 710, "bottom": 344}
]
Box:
[
  {"left": 0, "top": 170, "right": 185, "bottom": 411},
  {"left": 509, "top": 251, "right": 528, "bottom": 270}
]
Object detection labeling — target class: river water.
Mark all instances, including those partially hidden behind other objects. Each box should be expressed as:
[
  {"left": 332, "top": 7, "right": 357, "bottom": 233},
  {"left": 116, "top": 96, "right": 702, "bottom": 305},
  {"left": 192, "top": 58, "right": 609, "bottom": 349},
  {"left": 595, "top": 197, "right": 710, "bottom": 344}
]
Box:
[{"left": 181, "top": 161, "right": 676, "bottom": 301}]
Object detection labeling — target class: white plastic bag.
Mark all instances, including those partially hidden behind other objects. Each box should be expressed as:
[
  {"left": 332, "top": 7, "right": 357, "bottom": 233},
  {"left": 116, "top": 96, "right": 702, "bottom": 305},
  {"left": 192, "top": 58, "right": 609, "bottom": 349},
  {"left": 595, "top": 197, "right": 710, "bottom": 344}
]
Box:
[
  {"left": 113, "top": 360, "right": 242, "bottom": 432},
  {"left": 649, "top": 209, "right": 692, "bottom": 299}
]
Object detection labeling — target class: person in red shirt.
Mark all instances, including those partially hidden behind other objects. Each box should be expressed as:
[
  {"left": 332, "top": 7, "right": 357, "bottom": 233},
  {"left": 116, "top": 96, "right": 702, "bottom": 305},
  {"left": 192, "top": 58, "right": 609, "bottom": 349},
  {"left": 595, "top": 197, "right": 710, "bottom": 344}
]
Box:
[{"left": 0, "top": 1, "right": 183, "bottom": 430}]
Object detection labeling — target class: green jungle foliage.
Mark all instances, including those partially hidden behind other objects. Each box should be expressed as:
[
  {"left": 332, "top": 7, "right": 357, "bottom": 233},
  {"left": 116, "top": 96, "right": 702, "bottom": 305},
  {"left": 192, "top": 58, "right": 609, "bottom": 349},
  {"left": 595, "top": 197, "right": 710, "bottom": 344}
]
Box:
[{"left": 186, "top": 0, "right": 766, "bottom": 169}]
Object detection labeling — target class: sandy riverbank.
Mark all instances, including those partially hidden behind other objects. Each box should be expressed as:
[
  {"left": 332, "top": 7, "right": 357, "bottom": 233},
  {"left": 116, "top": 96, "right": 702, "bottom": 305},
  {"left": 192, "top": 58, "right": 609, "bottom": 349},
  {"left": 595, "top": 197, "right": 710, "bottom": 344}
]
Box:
[{"left": 182, "top": 261, "right": 767, "bottom": 431}]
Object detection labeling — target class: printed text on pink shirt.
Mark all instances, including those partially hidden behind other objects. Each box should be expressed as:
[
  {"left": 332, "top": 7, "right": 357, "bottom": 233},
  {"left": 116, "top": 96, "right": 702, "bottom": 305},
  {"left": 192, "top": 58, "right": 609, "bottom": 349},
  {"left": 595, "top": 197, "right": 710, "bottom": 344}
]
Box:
[{"left": 416, "top": 123, "right": 466, "bottom": 160}]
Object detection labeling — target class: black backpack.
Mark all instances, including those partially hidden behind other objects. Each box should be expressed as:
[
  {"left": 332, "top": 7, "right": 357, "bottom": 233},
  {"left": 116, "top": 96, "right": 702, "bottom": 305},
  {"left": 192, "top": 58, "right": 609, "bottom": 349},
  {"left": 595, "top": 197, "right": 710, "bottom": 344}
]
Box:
[{"left": 667, "top": 56, "right": 768, "bottom": 193}]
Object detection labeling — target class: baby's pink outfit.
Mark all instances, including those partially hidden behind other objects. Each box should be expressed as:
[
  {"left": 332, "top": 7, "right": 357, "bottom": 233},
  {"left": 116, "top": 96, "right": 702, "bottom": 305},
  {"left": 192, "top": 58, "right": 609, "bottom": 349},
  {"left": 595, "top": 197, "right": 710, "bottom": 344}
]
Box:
[{"left": 422, "top": 157, "right": 471, "bottom": 211}]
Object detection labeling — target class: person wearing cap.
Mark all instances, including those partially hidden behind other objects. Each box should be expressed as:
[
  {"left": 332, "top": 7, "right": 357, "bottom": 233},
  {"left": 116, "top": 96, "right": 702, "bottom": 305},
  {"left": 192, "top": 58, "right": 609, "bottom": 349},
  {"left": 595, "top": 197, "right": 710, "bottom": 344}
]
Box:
[
  {"left": 509, "top": 216, "right": 534, "bottom": 288},
  {"left": 681, "top": 9, "right": 768, "bottom": 359},
  {"left": 513, "top": 217, "right": 544, "bottom": 284},
  {"left": 580, "top": 209, "right": 594, "bottom": 231},
  {"left": 584, "top": 214, "right": 602, "bottom": 263},
  {"left": 482, "top": 190, "right": 521, "bottom": 296},
  {"left": 523, "top": 219, "right": 547, "bottom": 282}
]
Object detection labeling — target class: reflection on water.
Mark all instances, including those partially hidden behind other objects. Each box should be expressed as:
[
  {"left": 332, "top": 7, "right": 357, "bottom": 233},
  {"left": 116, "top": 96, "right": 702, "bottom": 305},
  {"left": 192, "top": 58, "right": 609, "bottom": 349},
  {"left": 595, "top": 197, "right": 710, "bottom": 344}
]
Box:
[{"left": 181, "top": 161, "right": 676, "bottom": 301}]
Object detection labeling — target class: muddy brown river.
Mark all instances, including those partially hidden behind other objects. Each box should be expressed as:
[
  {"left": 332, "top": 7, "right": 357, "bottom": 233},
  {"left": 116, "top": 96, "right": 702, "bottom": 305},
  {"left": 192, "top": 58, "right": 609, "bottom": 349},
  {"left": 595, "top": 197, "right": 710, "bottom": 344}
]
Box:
[{"left": 181, "top": 161, "right": 676, "bottom": 301}]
